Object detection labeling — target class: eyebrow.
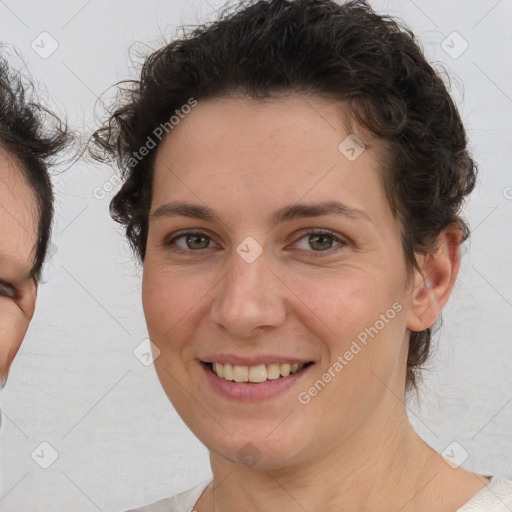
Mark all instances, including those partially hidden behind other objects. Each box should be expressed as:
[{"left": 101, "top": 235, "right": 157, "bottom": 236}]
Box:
[{"left": 150, "top": 200, "right": 373, "bottom": 225}]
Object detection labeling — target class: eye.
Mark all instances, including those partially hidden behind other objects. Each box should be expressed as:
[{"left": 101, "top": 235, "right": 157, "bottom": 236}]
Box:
[
  {"left": 165, "top": 231, "right": 217, "bottom": 253},
  {"left": 291, "top": 228, "right": 347, "bottom": 256},
  {"left": 164, "top": 228, "right": 347, "bottom": 257},
  {"left": 0, "top": 279, "right": 16, "bottom": 298}
]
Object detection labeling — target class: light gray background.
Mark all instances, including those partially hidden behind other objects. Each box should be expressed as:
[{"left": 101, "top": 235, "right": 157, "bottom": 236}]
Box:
[{"left": 0, "top": 0, "right": 511, "bottom": 510}]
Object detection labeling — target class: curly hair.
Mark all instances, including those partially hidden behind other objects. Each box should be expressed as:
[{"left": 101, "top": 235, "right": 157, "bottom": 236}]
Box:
[
  {"left": 91, "top": 0, "right": 477, "bottom": 392},
  {"left": 0, "top": 48, "right": 70, "bottom": 281}
]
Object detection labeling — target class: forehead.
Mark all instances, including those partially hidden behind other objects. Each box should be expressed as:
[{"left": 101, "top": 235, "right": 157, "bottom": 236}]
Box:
[
  {"left": 0, "top": 149, "right": 38, "bottom": 280},
  {"left": 152, "top": 95, "right": 390, "bottom": 226}
]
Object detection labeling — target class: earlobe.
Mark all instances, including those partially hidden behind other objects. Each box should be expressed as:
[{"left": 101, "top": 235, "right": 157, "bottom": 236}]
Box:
[{"left": 406, "top": 225, "right": 463, "bottom": 332}]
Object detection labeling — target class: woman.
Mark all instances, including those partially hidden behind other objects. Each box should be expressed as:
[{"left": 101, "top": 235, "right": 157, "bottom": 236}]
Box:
[
  {"left": 93, "top": 0, "right": 512, "bottom": 510},
  {"left": 0, "top": 51, "right": 68, "bottom": 394}
]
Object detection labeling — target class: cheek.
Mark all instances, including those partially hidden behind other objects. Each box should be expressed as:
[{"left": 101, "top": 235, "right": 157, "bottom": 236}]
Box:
[
  {"left": 288, "top": 265, "right": 404, "bottom": 338},
  {"left": 287, "top": 266, "right": 409, "bottom": 404},
  {"left": 141, "top": 262, "right": 210, "bottom": 346}
]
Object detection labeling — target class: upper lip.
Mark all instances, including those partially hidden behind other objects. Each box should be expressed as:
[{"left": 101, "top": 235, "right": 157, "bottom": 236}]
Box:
[{"left": 201, "top": 355, "right": 313, "bottom": 366}]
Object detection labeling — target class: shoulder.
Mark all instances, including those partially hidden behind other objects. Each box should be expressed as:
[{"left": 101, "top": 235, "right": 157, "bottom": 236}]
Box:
[
  {"left": 124, "top": 478, "right": 212, "bottom": 512},
  {"left": 457, "top": 476, "right": 512, "bottom": 511}
]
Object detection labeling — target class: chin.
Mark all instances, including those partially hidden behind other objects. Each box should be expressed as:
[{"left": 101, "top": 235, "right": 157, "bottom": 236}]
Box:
[{"left": 197, "top": 426, "right": 310, "bottom": 471}]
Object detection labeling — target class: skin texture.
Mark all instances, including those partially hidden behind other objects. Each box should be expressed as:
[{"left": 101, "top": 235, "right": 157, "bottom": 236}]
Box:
[
  {"left": 142, "top": 95, "right": 488, "bottom": 512},
  {"left": 0, "top": 150, "right": 38, "bottom": 385}
]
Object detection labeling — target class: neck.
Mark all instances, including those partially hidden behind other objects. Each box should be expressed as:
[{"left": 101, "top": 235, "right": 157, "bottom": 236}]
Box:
[{"left": 198, "top": 401, "right": 443, "bottom": 512}]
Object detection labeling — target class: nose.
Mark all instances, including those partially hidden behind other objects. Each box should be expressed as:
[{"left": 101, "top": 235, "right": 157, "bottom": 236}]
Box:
[{"left": 209, "top": 250, "right": 288, "bottom": 339}]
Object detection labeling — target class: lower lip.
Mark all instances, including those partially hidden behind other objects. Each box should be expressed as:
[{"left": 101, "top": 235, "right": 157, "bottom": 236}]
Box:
[{"left": 201, "top": 363, "right": 313, "bottom": 401}]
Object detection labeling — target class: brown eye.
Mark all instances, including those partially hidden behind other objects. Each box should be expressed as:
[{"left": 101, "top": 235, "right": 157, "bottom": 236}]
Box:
[
  {"left": 292, "top": 229, "right": 347, "bottom": 256},
  {"left": 165, "top": 231, "right": 215, "bottom": 252},
  {"left": 183, "top": 233, "right": 211, "bottom": 250},
  {"left": 307, "top": 233, "right": 334, "bottom": 251}
]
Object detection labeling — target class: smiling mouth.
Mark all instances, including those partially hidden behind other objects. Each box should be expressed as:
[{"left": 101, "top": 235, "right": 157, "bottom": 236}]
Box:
[{"left": 206, "top": 361, "right": 313, "bottom": 383}]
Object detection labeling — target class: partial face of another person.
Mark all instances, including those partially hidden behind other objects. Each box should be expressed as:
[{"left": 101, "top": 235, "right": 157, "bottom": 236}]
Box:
[
  {"left": 142, "top": 95, "right": 436, "bottom": 468},
  {"left": 0, "top": 150, "right": 38, "bottom": 386}
]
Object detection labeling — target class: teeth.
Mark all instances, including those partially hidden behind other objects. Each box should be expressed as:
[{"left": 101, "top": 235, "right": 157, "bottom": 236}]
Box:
[
  {"left": 223, "top": 363, "right": 234, "bottom": 380},
  {"left": 211, "top": 362, "right": 307, "bottom": 383},
  {"left": 233, "top": 365, "right": 248, "bottom": 382},
  {"left": 266, "top": 363, "right": 280, "bottom": 380},
  {"left": 249, "top": 364, "right": 267, "bottom": 383},
  {"left": 280, "top": 363, "right": 291, "bottom": 377}
]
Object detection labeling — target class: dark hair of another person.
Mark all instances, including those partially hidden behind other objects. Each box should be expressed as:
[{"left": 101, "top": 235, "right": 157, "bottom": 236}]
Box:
[
  {"left": 0, "top": 51, "right": 69, "bottom": 281},
  {"left": 91, "top": 0, "right": 477, "bottom": 392}
]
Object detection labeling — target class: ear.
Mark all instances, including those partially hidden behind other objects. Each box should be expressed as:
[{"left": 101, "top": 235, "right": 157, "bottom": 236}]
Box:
[{"left": 406, "top": 225, "right": 463, "bottom": 332}]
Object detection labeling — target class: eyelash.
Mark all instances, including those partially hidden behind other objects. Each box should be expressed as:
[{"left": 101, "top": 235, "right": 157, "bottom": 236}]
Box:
[
  {"left": 0, "top": 279, "right": 16, "bottom": 299},
  {"left": 164, "top": 228, "right": 347, "bottom": 258}
]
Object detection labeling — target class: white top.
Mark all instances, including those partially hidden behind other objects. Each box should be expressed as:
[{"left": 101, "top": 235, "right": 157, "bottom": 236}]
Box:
[{"left": 125, "top": 475, "right": 512, "bottom": 512}]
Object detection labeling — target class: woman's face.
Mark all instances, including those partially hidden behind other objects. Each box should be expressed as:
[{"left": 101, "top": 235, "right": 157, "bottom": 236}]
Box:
[
  {"left": 143, "top": 95, "right": 424, "bottom": 468},
  {"left": 0, "top": 151, "right": 38, "bottom": 385}
]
